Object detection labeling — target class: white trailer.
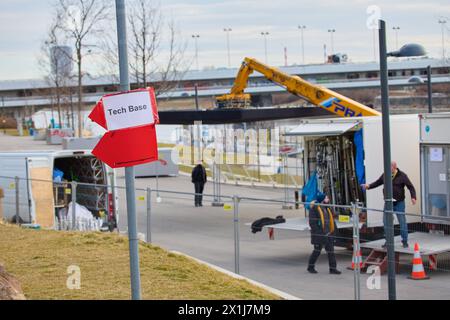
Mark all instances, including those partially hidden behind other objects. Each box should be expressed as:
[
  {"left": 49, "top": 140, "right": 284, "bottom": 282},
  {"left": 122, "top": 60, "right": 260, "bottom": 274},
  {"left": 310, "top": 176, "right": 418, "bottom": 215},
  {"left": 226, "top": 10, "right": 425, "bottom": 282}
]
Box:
[
  {"left": 285, "top": 114, "right": 421, "bottom": 229},
  {"left": 0, "top": 150, "right": 118, "bottom": 230},
  {"left": 256, "top": 114, "right": 421, "bottom": 246},
  {"left": 419, "top": 112, "right": 450, "bottom": 225},
  {"left": 258, "top": 113, "right": 450, "bottom": 270}
]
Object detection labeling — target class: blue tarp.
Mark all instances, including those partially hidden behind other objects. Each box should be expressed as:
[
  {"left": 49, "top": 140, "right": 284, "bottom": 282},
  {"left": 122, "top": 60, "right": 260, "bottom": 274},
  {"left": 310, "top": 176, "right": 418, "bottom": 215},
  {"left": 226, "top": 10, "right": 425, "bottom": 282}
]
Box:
[
  {"left": 302, "top": 171, "right": 319, "bottom": 210},
  {"left": 53, "top": 168, "right": 64, "bottom": 182},
  {"left": 354, "top": 129, "right": 365, "bottom": 185}
]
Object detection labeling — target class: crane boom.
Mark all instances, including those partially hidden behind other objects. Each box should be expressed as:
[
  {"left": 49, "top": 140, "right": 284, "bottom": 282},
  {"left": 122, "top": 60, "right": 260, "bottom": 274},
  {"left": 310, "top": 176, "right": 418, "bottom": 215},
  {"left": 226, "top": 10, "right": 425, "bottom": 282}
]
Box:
[{"left": 216, "top": 57, "right": 381, "bottom": 117}]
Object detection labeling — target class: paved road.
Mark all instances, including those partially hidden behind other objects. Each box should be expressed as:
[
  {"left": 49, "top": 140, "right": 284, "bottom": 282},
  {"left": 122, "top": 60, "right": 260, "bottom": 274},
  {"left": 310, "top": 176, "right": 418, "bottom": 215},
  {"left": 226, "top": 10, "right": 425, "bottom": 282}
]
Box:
[
  {"left": 1, "top": 134, "right": 449, "bottom": 300},
  {"left": 0, "top": 132, "right": 61, "bottom": 151},
  {"left": 115, "top": 172, "right": 450, "bottom": 300}
]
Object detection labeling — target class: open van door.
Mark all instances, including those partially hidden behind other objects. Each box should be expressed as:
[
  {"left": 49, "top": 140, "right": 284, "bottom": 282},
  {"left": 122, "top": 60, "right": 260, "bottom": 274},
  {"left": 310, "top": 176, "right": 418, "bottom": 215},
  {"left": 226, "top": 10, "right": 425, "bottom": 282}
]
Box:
[{"left": 27, "top": 157, "right": 55, "bottom": 228}]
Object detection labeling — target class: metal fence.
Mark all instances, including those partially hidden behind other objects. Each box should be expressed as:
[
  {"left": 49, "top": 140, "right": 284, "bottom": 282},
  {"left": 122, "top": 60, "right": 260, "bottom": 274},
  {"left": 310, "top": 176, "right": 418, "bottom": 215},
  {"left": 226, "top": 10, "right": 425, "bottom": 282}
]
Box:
[{"left": 1, "top": 174, "right": 450, "bottom": 300}]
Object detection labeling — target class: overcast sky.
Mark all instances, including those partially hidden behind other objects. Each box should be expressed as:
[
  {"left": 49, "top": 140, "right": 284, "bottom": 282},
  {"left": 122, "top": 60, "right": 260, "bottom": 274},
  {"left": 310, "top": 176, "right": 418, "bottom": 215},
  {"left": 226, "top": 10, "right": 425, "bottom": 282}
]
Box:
[{"left": 0, "top": 0, "right": 449, "bottom": 81}]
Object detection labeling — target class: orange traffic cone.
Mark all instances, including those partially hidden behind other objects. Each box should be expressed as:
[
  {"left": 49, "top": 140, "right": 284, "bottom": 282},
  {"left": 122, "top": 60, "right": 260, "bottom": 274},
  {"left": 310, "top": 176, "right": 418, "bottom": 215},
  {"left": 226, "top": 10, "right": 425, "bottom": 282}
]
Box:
[
  {"left": 408, "top": 243, "right": 430, "bottom": 280},
  {"left": 348, "top": 249, "right": 363, "bottom": 270}
]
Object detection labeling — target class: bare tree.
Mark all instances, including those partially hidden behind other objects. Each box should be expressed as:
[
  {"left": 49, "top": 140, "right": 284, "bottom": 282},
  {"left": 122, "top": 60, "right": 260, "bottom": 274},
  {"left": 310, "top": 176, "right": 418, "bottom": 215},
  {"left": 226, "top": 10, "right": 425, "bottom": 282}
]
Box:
[
  {"left": 153, "top": 19, "right": 188, "bottom": 97},
  {"left": 101, "top": 0, "right": 188, "bottom": 97},
  {"left": 55, "top": 0, "right": 109, "bottom": 136},
  {"left": 128, "top": 0, "right": 161, "bottom": 88}
]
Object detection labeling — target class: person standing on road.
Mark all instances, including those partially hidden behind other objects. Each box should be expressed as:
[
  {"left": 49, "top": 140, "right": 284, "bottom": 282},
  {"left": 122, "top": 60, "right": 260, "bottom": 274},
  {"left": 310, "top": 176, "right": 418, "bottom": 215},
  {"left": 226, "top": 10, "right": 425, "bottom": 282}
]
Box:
[
  {"left": 361, "top": 161, "right": 416, "bottom": 248},
  {"left": 307, "top": 192, "right": 341, "bottom": 275},
  {"left": 191, "top": 161, "right": 207, "bottom": 207}
]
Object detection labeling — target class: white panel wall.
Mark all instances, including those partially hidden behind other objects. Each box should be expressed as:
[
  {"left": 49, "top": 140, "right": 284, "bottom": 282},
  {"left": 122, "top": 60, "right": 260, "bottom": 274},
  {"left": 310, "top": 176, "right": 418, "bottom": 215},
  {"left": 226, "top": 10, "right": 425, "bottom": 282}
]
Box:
[{"left": 363, "top": 115, "right": 421, "bottom": 227}]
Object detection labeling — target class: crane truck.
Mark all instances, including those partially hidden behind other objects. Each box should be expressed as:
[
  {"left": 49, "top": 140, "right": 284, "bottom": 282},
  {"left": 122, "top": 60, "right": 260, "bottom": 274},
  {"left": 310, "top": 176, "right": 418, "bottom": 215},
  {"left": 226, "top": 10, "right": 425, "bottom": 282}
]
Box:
[
  {"left": 216, "top": 57, "right": 381, "bottom": 118},
  {"left": 219, "top": 58, "right": 450, "bottom": 270}
]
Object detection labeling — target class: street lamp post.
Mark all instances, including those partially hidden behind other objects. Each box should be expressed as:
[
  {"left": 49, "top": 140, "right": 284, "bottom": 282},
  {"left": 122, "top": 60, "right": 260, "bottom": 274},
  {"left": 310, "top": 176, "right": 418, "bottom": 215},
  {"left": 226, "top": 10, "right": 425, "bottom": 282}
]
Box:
[
  {"left": 438, "top": 19, "right": 447, "bottom": 61},
  {"left": 224, "top": 28, "right": 232, "bottom": 67},
  {"left": 328, "top": 29, "right": 335, "bottom": 54},
  {"left": 378, "top": 19, "right": 426, "bottom": 301},
  {"left": 392, "top": 27, "right": 400, "bottom": 50},
  {"left": 408, "top": 65, "right": 433, "bottom": 113},
  {"left": 261, "top": 32, "right": 269, "bottom": 64},
  {"left": 427, "top": 65, "right": 432, "bottom": 113},
  {"left": 192, "top": 34, "right": 200, "bottom": 70},
  {"left": 298, "top": 25, "right": 306, "bottom": 64}
]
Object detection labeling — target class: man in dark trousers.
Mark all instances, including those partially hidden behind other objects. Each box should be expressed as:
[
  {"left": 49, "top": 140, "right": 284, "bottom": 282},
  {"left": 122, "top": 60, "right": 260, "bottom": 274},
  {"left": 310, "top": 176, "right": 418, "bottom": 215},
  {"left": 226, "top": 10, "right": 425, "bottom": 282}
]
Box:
[
  {"left": 191, "top": 161, "right": 207, "bottom": 207},
  {"left": 361, "top": 161, "right": 416, "bottom": 248},
  {"left": 307, "top": 192, "right": 341, "bottom": 274}
]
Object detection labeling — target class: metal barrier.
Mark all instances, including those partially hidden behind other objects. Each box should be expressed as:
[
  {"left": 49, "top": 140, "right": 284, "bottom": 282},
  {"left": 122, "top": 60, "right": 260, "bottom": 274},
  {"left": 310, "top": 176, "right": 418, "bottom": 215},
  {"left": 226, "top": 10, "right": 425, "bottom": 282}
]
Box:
[{"left": 1, "top": 174, "right": 450, "bottom": 300}]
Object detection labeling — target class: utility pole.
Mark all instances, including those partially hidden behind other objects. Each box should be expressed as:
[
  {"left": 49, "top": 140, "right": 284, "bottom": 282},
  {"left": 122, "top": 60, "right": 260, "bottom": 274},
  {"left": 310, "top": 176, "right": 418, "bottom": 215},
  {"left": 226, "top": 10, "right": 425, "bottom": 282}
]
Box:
[
  {"left": 373, "top": 29, "right": 377, "bottom": 62},
  {"left": 379, "top": 19, "right": 396, "bottom": 300},
  {"left": 298, "top": 25, "right": 306, "bottom": 64},
  {"left": 224, "top": 28, "right": 232, "bottom": 67},
  {"left": 284, "top": 47, "right": 288, "bottom": 66},
  {"left": 438, "top": 19, "right": 447, "bottom": 61},
  {"left": 192, "top": 34, "right": 200, "bottom": 70},
  {"left": 392, "top": 27, "right": 400, "bottom": 50},
  {"left": 261, "top": 32, "right": 269, "bottom": 64},
  {"left": 427, "top": 65, "right": 432, "bottom": 113},
  {"left": 115, "top": 0, "right": 141, "bottom": 300},
  {"left": 328, "top": 29, "right": 335, "bottom": 54}
]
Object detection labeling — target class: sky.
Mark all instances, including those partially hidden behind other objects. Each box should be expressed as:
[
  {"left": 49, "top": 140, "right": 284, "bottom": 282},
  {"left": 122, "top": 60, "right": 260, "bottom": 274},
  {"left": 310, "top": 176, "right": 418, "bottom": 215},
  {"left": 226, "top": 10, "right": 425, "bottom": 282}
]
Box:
[{"left": 0, "top": 0, "right": 449, "bottom": 81}]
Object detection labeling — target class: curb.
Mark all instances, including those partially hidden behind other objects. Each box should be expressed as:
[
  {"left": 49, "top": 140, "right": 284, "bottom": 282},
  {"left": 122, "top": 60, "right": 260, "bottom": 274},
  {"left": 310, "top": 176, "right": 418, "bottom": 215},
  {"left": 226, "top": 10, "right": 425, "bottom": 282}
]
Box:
[{"left": 170, "top": 250, "right": 302, "bottom": 300}]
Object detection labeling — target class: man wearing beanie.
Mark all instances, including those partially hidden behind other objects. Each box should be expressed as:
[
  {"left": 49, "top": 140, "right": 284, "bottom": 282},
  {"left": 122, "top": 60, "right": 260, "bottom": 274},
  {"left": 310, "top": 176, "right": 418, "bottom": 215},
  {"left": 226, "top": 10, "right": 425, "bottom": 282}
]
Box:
[{"left": 307, "top": 192, "right": 341, "bottom": 274}]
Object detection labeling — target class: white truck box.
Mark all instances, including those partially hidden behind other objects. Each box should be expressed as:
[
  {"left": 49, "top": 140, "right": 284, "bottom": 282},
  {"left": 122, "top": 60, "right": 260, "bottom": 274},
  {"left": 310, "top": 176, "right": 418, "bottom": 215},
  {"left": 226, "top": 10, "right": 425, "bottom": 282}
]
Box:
[
  {"left": 0, "top": 150, "right": 117, "bottom": 229},
  {"left": 288, "top": 114, "right": 421, "bottom": 228}
]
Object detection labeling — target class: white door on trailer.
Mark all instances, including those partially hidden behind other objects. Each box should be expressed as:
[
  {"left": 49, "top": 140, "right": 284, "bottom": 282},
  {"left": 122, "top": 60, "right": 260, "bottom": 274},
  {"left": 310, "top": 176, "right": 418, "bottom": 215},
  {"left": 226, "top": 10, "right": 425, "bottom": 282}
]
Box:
[
  {"left": 363, "top": 115, "right": 421, "bottom": 228},
  {"left": 0, "top": 156, "right": 31, "bottom": 222},
  {"left": 27, "top": 157, "right": 55, "bottom": 228}
]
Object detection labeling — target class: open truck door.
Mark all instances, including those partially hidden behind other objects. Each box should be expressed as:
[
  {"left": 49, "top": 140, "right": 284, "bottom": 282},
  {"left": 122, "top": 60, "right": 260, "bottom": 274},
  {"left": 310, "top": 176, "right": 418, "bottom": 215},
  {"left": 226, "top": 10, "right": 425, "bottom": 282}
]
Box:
[
  {"left": 0, "top": 156, "right": 31, "bottom": 223},
  {"left": 27, "top": 157, "right": 55, "bottom": 228}
]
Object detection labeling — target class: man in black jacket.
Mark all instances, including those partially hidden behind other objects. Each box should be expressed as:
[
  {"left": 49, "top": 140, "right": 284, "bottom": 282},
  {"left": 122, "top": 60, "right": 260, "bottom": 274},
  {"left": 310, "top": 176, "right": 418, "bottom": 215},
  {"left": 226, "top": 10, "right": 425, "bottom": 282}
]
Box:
[
  {"left": 191, "top": 161, "right": 207, "bottom": 207},
  {"left": 307, "top": 192, "right": 341, "bottom": 275},
  {"left": 361, "top": 161, "right": 416, "bottom": 248}
]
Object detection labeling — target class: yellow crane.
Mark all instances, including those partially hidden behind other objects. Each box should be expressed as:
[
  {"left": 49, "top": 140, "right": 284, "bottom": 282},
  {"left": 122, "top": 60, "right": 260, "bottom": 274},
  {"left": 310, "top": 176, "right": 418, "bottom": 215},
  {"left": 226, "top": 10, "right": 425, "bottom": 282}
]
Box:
[{"left": 216, "top": 57, "right": 381, "bottom": 117}]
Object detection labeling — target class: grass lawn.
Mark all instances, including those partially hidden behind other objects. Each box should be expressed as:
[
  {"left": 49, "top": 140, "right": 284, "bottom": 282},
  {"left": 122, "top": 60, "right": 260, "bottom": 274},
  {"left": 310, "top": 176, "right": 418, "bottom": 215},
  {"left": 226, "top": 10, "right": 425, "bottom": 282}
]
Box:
[{"left": 0, "top": 223, "right": 280, "bottom": 300}]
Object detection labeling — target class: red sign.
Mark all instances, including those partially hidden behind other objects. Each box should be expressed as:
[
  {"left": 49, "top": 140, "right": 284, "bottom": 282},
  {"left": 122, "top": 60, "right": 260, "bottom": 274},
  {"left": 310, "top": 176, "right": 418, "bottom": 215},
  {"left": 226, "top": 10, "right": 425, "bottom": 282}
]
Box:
[
  {"left": 89, "top": 87, "right": 159, "bottom": 130},
  {"left": 89, "top": 87, "right": 159, "bottom": 168}
]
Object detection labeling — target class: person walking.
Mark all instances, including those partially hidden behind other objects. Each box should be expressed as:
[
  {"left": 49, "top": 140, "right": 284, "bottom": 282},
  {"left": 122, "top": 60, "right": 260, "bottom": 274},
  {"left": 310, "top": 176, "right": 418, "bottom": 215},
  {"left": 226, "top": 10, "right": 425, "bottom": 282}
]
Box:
[
  {"left": 361, "top": 161, "right": 416, "bottom": 248},
  {"left": 191, "top": 161, "right": 207, "bottom": 207},
  {"left": 307, "top": 192, "right": 341, "bottom": 274}
]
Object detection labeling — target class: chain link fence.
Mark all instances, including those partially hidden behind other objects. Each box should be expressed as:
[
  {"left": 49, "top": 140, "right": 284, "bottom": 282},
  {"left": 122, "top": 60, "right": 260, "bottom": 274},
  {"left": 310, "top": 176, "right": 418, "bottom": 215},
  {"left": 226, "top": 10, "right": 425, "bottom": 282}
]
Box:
[{"left": 1, "top": 174, "right": 450, "bottom": 299}]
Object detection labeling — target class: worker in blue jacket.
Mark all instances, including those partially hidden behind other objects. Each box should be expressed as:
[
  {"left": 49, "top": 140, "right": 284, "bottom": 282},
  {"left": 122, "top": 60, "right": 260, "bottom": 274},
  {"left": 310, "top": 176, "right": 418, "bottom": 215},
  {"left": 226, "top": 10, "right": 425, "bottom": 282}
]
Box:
[{"left": 307, "top": 192, "right": 341, "bottom": 275}]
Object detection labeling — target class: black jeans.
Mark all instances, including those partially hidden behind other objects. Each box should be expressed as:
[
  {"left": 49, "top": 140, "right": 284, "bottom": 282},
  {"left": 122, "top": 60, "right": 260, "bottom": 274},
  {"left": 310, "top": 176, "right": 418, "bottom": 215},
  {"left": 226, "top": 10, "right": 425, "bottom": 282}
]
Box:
[
  {"left": 194, "top": 182, "right": 205, "bottom": 205},
  {"left": 308, "top": 238, "right": 337, "bottom": 270}
]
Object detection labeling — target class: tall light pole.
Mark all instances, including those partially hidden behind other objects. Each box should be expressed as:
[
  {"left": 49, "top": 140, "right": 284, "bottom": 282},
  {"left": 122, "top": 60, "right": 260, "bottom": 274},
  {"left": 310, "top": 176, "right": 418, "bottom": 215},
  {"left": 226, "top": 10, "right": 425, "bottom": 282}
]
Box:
[
  {"left": 298, "top": 25, "right": 306, "bottom": 64},
  {"left": 116, "top": 0, "right": 141, "bottom": 300},
  {"left": 373, "top": 29, "right": 378, "bottom": 62},
  {"left": 261, "top": 31, "right": 269, "bottom": 64},
  {"left": 328, "top": 29, "right": 335, "bottom": 54},
  {"left": 192, "top": 34, "right": 200, "bottom": 70},
  {"left": 378, "top": 19, "right": 426, "bottom": 300},
  {"left": 224, "top": 28, "right": 232, "bottom": 67},
  {"left": 392, "top": 26, "right": 400, "bottom": 50},
  {"left": 427, "top": 65, "right": 432, "bottom": 113},
  {"left": 438, "top": 19, "right": 447, "bottom": 61},
  {"left": 408, "top": 65, "right": 433, "bottom": 113}
]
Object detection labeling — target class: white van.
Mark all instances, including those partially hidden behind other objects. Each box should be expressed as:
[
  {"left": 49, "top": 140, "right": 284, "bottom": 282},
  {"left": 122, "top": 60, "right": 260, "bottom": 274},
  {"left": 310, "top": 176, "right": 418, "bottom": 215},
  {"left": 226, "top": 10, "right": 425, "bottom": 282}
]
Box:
[{"left": 0, "top": 150, "right": 117, "bottom": 231}]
